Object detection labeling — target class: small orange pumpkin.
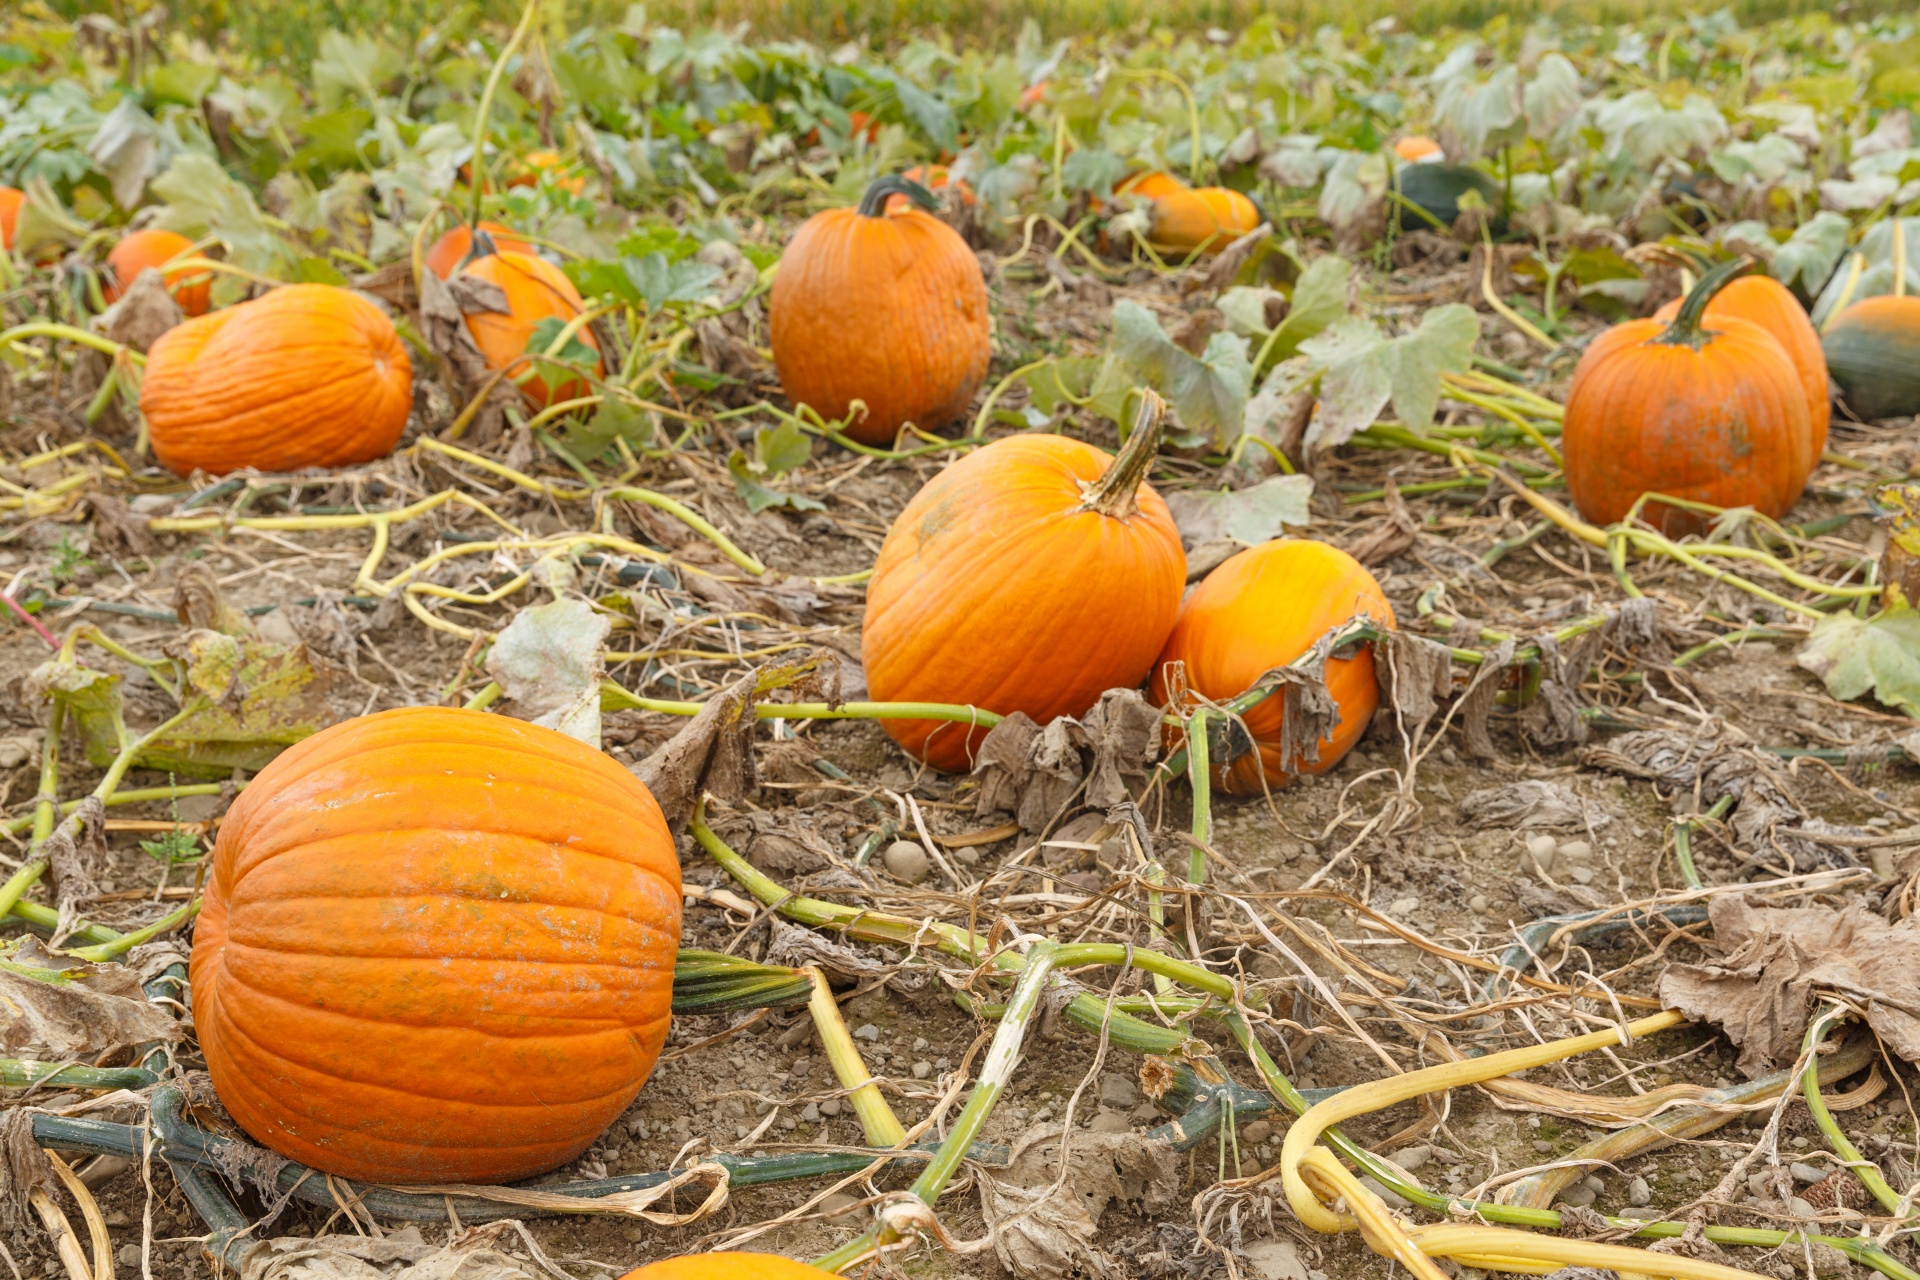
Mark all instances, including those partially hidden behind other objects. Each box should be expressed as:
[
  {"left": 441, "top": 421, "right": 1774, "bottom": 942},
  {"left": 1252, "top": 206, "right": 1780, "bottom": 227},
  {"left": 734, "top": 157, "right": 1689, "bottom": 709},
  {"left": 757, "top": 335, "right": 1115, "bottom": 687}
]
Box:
[
  {"left": 1393, "top": 135, "right": 1444, "bottom": 164},
  {"left": 770, "top": 175, "right": 991, "bottom": 446},
  {"left": 456, "top": 246, "right": 603, "bottom": 407},
  {"left": 862, "top": 395, "right": 1186, "bottom": 771},
  {"left": 190, "top": 706, "right": 681, "bottom": 1184},
  {"left": 1152, "top": 540, "right": 1393, "bottom": 796},
  {"left": 1019, "top": 82, "right": 1050, "bottom": 111},
  {"left": 513, "top": 148, "right": 587, "bottom": 195},
  {"left": 1148, "top": 187, "right": 1261, "bottom": 255},
  {"left": 0, "top": 187, "right": 23, "bottom": 250},
  {"left": 104, "top": 228, "right": 209, "bottom": 316},
  {"left": 140, "top": 284, "right": 413, "bottom": 477},
  {"left": 1563, "top": 258, "right": 1814, "bottom": 534},
  {"left": 619, "top": 1254, "right": 826, "bottom": 1280},
  {"left": 1654, "top": 272, "right": 1828, "bottom": 455},
  {"left": 884, "top": 164, "right": 975, "bottom": 213},
  {"left": 1117, "top": 170, "right": 1190, "bottom": 201},
  {"left": 424, "top": 220, "right": 532, "bottom": 279}
]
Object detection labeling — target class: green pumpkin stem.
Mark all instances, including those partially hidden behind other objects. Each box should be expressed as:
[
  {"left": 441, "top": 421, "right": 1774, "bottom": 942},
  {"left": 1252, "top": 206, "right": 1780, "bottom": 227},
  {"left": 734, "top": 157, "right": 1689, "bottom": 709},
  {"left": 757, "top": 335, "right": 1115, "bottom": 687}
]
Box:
[
  {"left": 857, "top": 174, "right": 940, "bottom": 217},
  {"left": 1654, "top": 255, "right": 1751, "bottom": 348},
  {"left": 1082, "top": 389, "right": 1167, "bottom": 519}
]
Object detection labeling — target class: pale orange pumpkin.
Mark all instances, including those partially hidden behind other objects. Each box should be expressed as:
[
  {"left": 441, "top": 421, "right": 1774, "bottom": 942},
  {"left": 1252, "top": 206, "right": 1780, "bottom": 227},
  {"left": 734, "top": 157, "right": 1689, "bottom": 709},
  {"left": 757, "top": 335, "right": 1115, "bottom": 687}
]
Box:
[
  {"left": 1152, "top": 539, "right": 1394, "bottom": 795},
  {"left": 424, "top": 221, "right": 532, "bottom": 279},
  {"left": 0, "top": 187, "right": 21, "bottom": 250},
  {"left": 104, "top": 228, "right": 209, "bottom": 316},
  {"left": 1148, "top": 187, "right": 1261, "bottom": 255},
  {"left": 456, "top": 247, "right": 603, "bottom": 407}
]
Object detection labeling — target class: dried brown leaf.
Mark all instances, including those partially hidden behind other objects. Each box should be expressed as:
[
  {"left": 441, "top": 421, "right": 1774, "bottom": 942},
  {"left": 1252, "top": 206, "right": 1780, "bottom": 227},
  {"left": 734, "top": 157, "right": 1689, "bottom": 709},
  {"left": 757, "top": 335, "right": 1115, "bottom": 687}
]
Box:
[
  {"left": 102, "top": 267, "right": 182, "bottom": 352},
  {"left": 0, "top": 936, "right": 180, "bottom": 1061},
  {"left": 631, "top": 668, "right": 756, "bottom": 831},
  {"left": 976, "top": 1124, "right": 1180, "bottom": 1280}
]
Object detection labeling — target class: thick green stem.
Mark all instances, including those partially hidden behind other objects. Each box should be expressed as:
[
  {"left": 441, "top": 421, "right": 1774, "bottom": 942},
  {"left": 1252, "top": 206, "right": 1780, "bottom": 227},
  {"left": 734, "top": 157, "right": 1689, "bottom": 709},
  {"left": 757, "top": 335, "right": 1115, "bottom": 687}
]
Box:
[
  {"left": 856, "top": 174, "right": 939, "bottom": 217},
  {"left": 1671, "top": 793, "right": 1733, "bottom": 889},
  {"left": 1187, "top": 708, "right": 1211, "bottom": 885},
  {"left": 466, "top": 0, "right": 541, "bottom": 226},
  {"left": 63, "top": 898, "right": 201, "bottom": 963},
  {"left": 1802, "top": 1008, "right": 1906, "bottom": 1216},
  {"left": 1080, "top": 389, "right": 1166, "bottom": 518},
  {"left": 1654, "top": 256, "right": 1749, "bottom": 348},
  {"left": 600, "top": 487, "right": 765, "bottom": 574},
  {"left": 809, "top": 968, "right": 907, "bottom": 1148}
]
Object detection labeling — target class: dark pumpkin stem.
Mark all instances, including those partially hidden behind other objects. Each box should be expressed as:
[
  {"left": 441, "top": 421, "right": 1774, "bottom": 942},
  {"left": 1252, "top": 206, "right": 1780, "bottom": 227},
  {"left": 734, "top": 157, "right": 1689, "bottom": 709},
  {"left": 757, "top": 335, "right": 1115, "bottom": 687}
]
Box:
[
  {"left": 470, "top": 225, "right": 500, "bottom": 260},
  {"left": 1082, "top": 390, "right": 1167, "bottom": 519},
  {"left": 857, "top": 175, "right": 939, "bottom": 217},
  {"left": 1654, "top": 255, "right": 1751, "bottom": 348}
]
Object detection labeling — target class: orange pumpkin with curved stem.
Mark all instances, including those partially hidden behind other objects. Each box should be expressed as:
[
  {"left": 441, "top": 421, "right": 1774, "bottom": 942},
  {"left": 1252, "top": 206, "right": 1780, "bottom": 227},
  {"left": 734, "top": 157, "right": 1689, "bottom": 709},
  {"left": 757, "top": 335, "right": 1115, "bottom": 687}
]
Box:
[
  {"left": 0, "top": 187, "right": 21, "bottom": 250},
  {"left": 140, "top": 284, "right": 412, "bottom": 476},
  {"left": 770, "top": 175, "right": 990, "bottom": 446},
  {"left": 1148, "top": 187, "right": 1261, "bottom": 255},
  {"left": 619, "top": 1254, "right": 827, "bottom": 1279},
  {"left": 424, "top": 221, "right": 532, "bottom": 279},
  {"left": 1654, "top": 272, "right": 1829, "bottom": 455},
  {"left": 862, "top": 394, "right": 1186, "bottom": 772},
  {"left": 190, "top": 706, "right": 681, "bottom": 1184},
  {"left": 104, "top": 228, "right": 209, "bottom": 316},
  {"left": 1563, "top": 258, "right": 1815, "bottom": 535},
  {"left": 1152, "top": 540, "right": 1394, "bottom": 795},
  {"left": 455, "top": 245, "right": 603, "bottom": 407}
]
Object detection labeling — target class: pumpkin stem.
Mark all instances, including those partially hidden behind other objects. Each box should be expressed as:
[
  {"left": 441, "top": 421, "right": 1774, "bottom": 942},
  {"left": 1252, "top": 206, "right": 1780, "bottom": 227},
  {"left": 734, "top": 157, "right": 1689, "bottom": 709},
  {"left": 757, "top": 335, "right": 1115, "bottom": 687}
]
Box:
[
  {"left": 1081, "top": 389, "right": 1167, "bottom": 519},
  {"left": 471, "top": 225, "right": 499, "bottom": 260},
  {"left": 857, "top": 175, "right": 939, "bottom": 217},
  {"left": 1653, "top": 255, "right": 1751, "bottom": 348}
]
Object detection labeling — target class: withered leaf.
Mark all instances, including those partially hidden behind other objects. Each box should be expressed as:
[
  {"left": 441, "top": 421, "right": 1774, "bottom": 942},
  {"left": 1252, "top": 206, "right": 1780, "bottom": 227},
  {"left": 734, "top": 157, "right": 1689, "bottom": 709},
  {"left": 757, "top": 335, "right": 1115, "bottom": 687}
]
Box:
[
  {"left": 631, "top": 668, "right": 756, "bottom": 831},
  {"left": 0, "top": 937, "right": 181, "bottom": 1061},
  {"left": 976, "top": 1123, "right": 1179, "bottom": 1280}
]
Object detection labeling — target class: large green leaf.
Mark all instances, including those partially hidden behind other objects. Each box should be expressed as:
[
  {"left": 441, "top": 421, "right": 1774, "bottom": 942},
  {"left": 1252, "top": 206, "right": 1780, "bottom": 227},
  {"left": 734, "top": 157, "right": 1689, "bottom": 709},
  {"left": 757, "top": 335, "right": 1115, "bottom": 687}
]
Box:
[
  {"left": 1798, "top": 609, "right": 1920, "bottom": 718},
  {"left": 1110, "top": 301, "right": 1252, "bottom": 451},
  {"left": 150, "top": 151, "right": 297, "bottom": 280},
  {"left": 1299, "top": 304, "right": 1480, "bottom": 448}
]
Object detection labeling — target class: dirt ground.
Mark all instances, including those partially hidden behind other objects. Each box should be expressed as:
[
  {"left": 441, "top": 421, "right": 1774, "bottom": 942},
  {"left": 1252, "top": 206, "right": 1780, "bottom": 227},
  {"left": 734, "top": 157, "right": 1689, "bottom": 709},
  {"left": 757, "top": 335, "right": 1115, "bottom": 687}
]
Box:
[{"left": 5, "top": 245, "right": 1920, "bottom": 1280}]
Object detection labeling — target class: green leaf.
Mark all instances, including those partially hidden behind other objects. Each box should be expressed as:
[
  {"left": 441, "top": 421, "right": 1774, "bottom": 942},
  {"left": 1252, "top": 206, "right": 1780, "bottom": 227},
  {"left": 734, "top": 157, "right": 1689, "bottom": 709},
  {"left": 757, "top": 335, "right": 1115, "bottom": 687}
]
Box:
[
  {"left": 485, "top": 598, "right": 610, "bottom": 746},
  {"left": 150, "top": 152, "right": 297, "bottom": 279},
  {"left": 1267, "top": 255, "right": 1352, "bottom": 366},
  {"left": 144, "top": 61, "right": 218, "bottom": 109},
  {"left": 625, "top": 251, "right": 723, "bottom": 310},
  {"left": 1434, "top": 65, "right": 1522, "bottom": 162},
  {"left": 312, "top": 31, "right": 402, "bottom": 110},
  {"left": 1523, "top": 54, "right": 1583, "bottom": 143},
  {"left": 1110, "top": 301, "right": 1252, "bottom": 451},
  {"left": 1591, "top": 90, "right": 1727, "bottom": 167},
  {"left": 1299, "top": 304, "right": 1480, "bottom": 448},
  {"left": 525, "top": 316, "right": 600, "bottom": 372},
  {"left": 756, "top": 419, "right": 814, "bottom": 475},
  {"left": 728, "top": 449, "right": 825, "bottom": 513},
  {"left": 567, "top": 258, "right": 646, "bottom": 309},
  {"left": 1774, "top": 210, "right": 1853, "bottom": 298},
  {"left": 86, "top": 97, "right": 158, "bottom": 210},
  {"left": 890, "top": 76, "right": 957, "bottom": 152},
  {"left": 1163, "top": 474, "right": 1315, "bottom": 548},
  {"left": 1023, "top": 356, "right": 1103, "bottom": 416},
  {"left": 561, "top": 397, "right": 654, "bottom": 462},
  {"left": 1061, "top": 147, "right": 1128, "bottom": 198},
  {"left": 1797, "top": 609, "right": 1920, "bottom": 717}
]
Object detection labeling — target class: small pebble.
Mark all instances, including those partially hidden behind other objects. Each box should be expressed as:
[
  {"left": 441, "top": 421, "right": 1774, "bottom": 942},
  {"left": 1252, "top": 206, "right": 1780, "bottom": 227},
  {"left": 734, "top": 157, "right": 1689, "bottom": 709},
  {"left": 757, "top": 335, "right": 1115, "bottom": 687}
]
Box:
[
  {"left": 1468, "top": 894, "right": 1490, "bottom": 913},
  {"left": 1567, "top": 866, "right": 1595, "bottom": 885},
  {"left": 1532, "top": 1140, "right": 1553, "bottom": 1153},
  {"left": 820, "top": 1099, "right": 842, "bottom": 1117},
  {"left": 1791, "top": 1161, "right": 1825, "bottom": 1184},
  {"left": 1089, "top": 1110, "right": 1132, "bottom": 1134},
  {"left": 1747, "top": 1172, "right": 1777, "bottom": 1200},
  {"left": 818, "top": 1192, "right": 860, "bottom": 1219},
  {"left": 1556, "top": 1183, "right": 1596, "bottom": 1208},
  {"left": 882, "top": 840, "right": 931, "bottom": 884},
  {"left": 1628, "top": 1176, "right": 1651, "bottom": 1206},
  {"left": 1582, "top": 1174, "right": 1605, "bottom": 1196},
  {"left": 854, "top": 1024, "right": 880, "bottom": 1041},
  {"left": 1099, "top": 1073, "right": 1137, "bottom": 1109},
  {"left": 801, "top": 1103, "right": 820, "bottom": 1122},
  {"left": 912, "top": 1037, "right": 928, "bottom": 1052},
  {"left": 1389, "top": 896, "right": 1420, "bottom": 915},
  {"left": 1789, "top": 1195, "right": 1818, "bottom": 1218},
  {"left": 1525, "top": 834, "right": 1558, "bottom": 860},
  {"left": 912, "top": 1060, "right": 932, "bottom": 1079},
  {"left": 1557, "top": 840, "right": 1592, "bottom": 862},
  {"left": 118, "top": 1246, "right": 142, "bottom": 1268},
  {"left": 1242, "top": 1120, "right": 1274, "bottom": 1145},
  {"left": 1440, "top": 746, "right": 1459, "bottom": 765},
  {"left": 1389, "top": 1144, "right": 1431, "bottom": 1172}
]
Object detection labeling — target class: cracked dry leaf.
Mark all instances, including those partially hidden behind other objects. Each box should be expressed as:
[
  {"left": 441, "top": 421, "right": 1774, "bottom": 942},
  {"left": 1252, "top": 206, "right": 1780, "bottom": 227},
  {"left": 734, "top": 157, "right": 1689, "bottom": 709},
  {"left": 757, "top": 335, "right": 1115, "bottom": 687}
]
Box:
[
  {"left": 1661, "top": 895, "right": 1920, "bottom": 1077},
  {"left": 0, "top": 938, "right": 181, "bottom": 1060},
  {"left": 485, "top": 597, "right": 611, "bottom": 746},
  {"left": 976, "top": 1123, "right": 1179, "bottom": 1280},
  {"left": 632, "top": 667, "right": 757, "bottom": 831},
  {"left": 241, "top": 1224, "right": 537, "bottom": 1280}
]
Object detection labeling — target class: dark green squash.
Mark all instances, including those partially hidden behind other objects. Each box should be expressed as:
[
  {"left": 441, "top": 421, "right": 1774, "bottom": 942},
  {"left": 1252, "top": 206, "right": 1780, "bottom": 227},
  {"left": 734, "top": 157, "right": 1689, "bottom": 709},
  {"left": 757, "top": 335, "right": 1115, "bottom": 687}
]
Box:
[
  {"left": 1394, "top": 164, "right": 1503, "bottom": 232},
  {"left": 1824, "top": 295, "right": 1920, "bottom": 422}
]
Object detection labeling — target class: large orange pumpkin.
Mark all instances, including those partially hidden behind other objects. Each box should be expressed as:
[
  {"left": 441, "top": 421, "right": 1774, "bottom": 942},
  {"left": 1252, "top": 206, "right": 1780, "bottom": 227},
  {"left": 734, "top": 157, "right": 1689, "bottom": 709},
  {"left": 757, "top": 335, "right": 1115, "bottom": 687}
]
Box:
[
  {"left": 619, "top": 1254, "right": 826, "bottom": 1280},
  {"left": 1654, "top": 272, "right": 1828, "bottom": 455},
  {"left": 769, "top": 175, "right": 991, "bottom": 446},
  {"left": 140, "top": 284, "right": 413, "bottom": 476},
  {"left": 1148, "top": 187, "right": 1261, "bottom": 256},
  {"left": 1562, "top": 259, "right": 1815, "bottom": 535},
  {"left": 862, "top": 395, "right": 1186, "bottom": 771},
  {"left": 0, "top": 187, "right": 24, "bottom": 250},
  {"left": 189, "top": 706, "right": 681, "bottom": 1184},
  {"left": 424, "top": 220, "right": 532, "bottom": 279},
  {"left": 1824, "top": 295, "right": 1920, "bottom": 422},
  {"left": 104, "top": 228, "right": 209, "bottom": 316},
  {"left": 1152, "top": 540, "right": 1393, "bottom": 796},
  {"left": 457, "top": 248, "right": 603, "bottom": 407}
]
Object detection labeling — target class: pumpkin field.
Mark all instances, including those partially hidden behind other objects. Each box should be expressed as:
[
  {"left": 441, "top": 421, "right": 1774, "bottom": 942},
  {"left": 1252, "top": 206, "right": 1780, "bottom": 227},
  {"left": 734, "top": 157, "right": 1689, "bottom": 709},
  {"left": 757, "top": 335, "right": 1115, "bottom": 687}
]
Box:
[{"left": 10, "top": 3, "right": 1920, "bottom": 1279}]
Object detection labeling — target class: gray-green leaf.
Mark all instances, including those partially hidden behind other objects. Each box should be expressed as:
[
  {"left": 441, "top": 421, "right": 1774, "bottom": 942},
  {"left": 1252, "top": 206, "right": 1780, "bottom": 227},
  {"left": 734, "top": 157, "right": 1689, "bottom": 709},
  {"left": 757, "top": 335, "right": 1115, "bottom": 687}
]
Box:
[
  {"left": 1163, "top": 474, "right": 1315, "bottom": 549},
  {"left": 1110, "top": 301, "right": 1252, "bottom": 451},
  {"left": 1299, "top": 304, "right": 1480, "bottom": 449},
  {"left": 1797, "top": 609, "right": 1920, "bottom": 718}
]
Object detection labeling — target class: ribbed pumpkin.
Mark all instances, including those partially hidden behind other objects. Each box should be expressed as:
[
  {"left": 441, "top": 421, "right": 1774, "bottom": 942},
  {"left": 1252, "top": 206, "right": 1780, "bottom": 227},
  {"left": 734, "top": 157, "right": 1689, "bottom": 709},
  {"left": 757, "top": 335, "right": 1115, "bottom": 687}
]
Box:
[
  {"left": 862, "top": 394, "right": 1186, "bottom": 771},
  {"left": 140, "top": 284, "right": 413, "bottom": 477},
  {"left": 189, "top": 706, "right": 681, "bottom": 1184},
  {"left": 1825, "top": 295, "right": 1920, "bottom": 422},
  {"left": 1654, "top": 272, "right": 1829, "bottom": 454},
  {"left": 0, "top": 186, "right": 24, "bottom": 250},
  {"left": 1562, "top": 259, "right": 1815, "bottom": 535},
  {"left": 1118, "top": 170, "right": 1190, "bottom": 201},
  {"left": 424, "top": 220, "right": 531, "bottom": 279},
  {"left": 1393, "top": 135, "right": 1445, "bottom": 164},
  {"left": 1152, "top": 540, "right": 1394, "bottom": 795},
  {"left": 619, "top": 1254, "right": 826, "bottom": 1280},
  {"left": 770, "top": 175, "right": 991, "bottom": 446},
  {"left": 104, "top": 228, "right": 208, "bottom": 316},
  {"left": 1148, "top": 187, "right": 1261, "bottom": 255},
  {"left": 456, "top": 246, "right": 602, "bottom": 407}
]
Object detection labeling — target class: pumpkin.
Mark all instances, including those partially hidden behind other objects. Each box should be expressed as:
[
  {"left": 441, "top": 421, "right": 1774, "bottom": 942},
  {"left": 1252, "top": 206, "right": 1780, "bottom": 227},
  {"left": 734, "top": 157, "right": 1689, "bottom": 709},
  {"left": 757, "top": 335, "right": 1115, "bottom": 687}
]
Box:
[
  {"left": 1117, "top": 170, "right": 1190, "bottom": 201},
  {"left": 619, "top": 1254, "right": 826, "bottom": 1280},
  {"left": 884, "top": 164, "right": 975, "bottom": 213},
  {"left": 1395, "top": 164, "right": 1501, "bottom": 230},
  {"left": 0, "top": 186, "right": 22, "bottom": 250},
  {"left": 140, "top": 283, "right": 413, "bottom": 477},
  {"left": 769, "top": 175, "right": 990, "bottom": 446},
  {"left": 457, "top": 247, "right": 603, "bottom": 407},
  {"left": 862, "top": 394, "right": 1186, "bottom": 771},
  {"left": 1019, "top": 81, "right": 1050, "bottom": 111},
  {"left": 1151, "top": 540, "right": 1393, "bottom": 796},
  {"left": 1148, "top": 187, "right": 1261, "bottom": 255},
  {"left": 189, "top": 706, "right": 681, "bottom": 1184},
  {"left": 1824, "top": 294, "right": 1920, "bottom": 422},
  {"left": 1654, "top": 272, "right": 1829, "bottom": 454},
  {"left": 424, "top": 221, "right": 532, "bottom": 279},
  {"left": 1563, "top": 258, "right": 1815, "bottom": 534},
  {"left": 514, "top": 148, "right": 586, "bottom": 194},
  {"left": 1393, "top": 135, "right": 1445, "bottom": 164},
  {"left": 103, "top": 228, "right": 209, "bottom": 316}
]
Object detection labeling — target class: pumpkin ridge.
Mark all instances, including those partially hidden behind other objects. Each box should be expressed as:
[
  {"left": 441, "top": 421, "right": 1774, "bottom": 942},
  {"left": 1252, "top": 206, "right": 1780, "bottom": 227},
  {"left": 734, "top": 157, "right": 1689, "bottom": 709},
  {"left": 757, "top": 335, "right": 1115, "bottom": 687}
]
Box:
[{"left": 210, "top": 963, "right": 673, "bottom": 1033}]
